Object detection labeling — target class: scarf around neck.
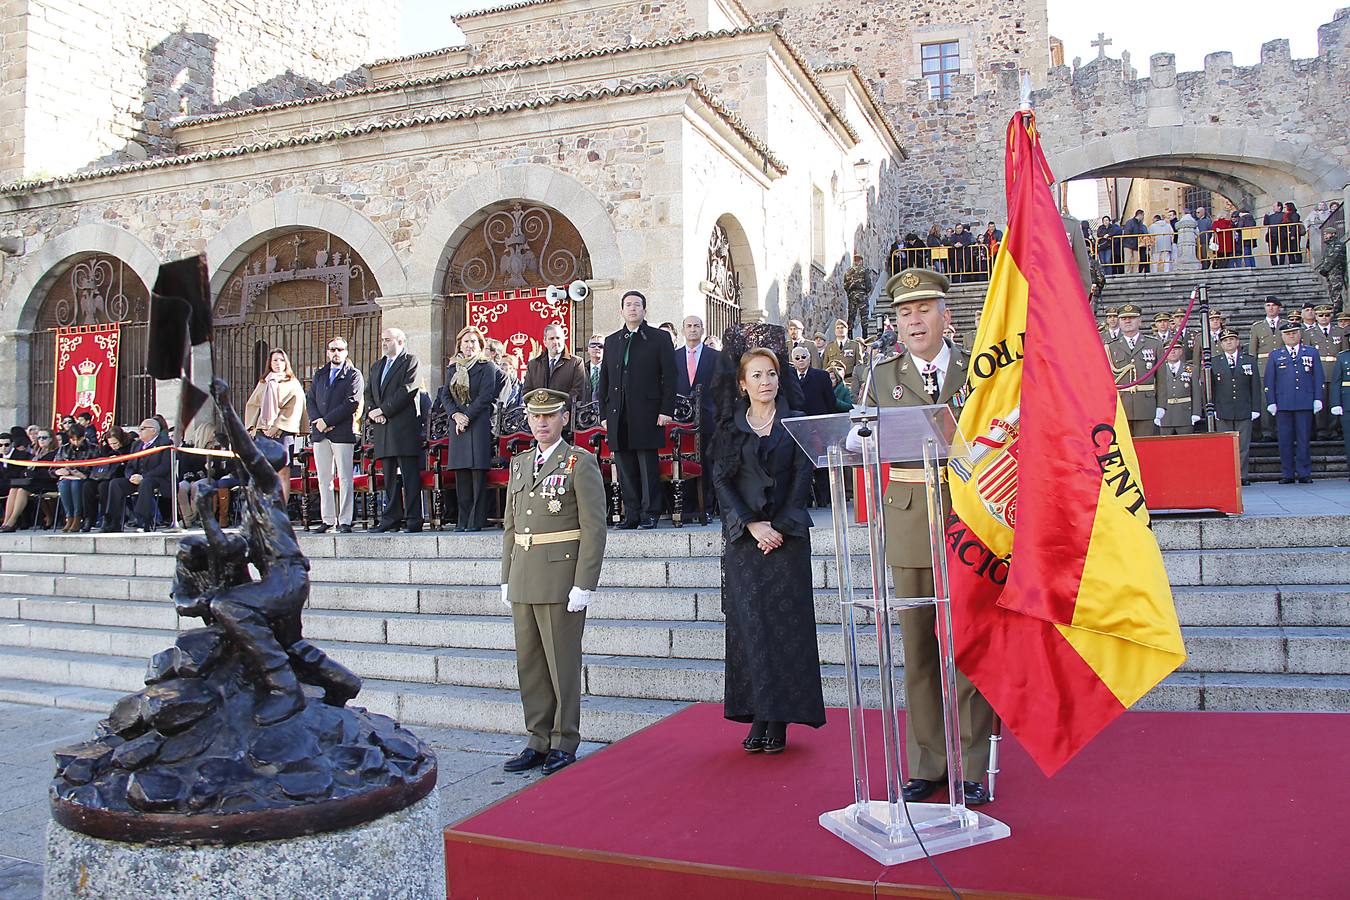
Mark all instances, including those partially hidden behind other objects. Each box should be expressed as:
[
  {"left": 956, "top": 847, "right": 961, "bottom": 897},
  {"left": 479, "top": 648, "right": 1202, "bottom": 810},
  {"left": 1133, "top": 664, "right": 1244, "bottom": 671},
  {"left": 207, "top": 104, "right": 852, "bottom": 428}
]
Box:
[{"left": 449, "top": 353, "right": 484, "bottom": 404}]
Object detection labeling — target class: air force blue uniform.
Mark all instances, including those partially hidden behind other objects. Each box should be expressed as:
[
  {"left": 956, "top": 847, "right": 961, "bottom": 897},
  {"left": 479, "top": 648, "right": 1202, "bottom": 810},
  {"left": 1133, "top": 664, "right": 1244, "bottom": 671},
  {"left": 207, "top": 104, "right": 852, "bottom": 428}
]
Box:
[{"left": 1264, "top": 342, "right": 1323, "bottom": 480}]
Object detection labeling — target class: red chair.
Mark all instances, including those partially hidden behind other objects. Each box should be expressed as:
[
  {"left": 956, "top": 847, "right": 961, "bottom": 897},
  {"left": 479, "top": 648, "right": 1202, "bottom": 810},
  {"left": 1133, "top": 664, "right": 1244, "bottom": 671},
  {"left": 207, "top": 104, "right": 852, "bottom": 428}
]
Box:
[
  {"left": 658, "top": 388, "right": 705, "bottom": 527},
  {"left": 571, "top": 399, "right": 623, "bottom": 525}
]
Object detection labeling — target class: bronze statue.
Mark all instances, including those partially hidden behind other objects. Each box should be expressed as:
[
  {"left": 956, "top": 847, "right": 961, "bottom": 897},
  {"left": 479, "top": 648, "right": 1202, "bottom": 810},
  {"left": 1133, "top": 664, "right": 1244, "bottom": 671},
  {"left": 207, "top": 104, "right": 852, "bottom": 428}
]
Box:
[{"left": 50, "top": 378, "right": 436, "bottom": 845}]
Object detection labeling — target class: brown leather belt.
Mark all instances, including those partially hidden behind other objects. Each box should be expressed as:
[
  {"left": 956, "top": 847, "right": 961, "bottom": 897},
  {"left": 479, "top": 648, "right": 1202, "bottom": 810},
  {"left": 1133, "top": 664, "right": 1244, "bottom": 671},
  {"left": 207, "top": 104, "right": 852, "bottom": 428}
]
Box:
[
  {"left": 889, "top": 468, "right": 946, "bottom": 484},
  {"left": 514, "top": 529, "right": 581, "bottom": 550}
]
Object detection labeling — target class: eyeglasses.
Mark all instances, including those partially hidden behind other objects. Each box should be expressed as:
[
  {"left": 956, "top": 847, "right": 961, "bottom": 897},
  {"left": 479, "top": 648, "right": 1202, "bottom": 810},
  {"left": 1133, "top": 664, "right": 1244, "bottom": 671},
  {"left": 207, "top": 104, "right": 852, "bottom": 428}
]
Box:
[
  {"left": 38, "top": 435, "right": 52, "bottom": 440},
  {"left": 588, "top": 343, "right": 603, "bottom": 349}
]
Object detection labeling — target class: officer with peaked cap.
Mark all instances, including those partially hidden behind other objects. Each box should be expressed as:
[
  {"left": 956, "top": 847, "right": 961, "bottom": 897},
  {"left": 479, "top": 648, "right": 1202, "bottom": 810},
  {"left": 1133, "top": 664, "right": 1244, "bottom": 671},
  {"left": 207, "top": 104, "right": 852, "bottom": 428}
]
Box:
[
  {"left": 1211, "top": 328, "right": 1262, "bottom": 484},
  {"left": 1264, "top": 322, "right": 1324, "bottom": 483},
  {"left": 864, "top": 268, "right": 994, "bottom": 806},
  {"left": 1307, "top": 305, "right": 1341, "bottom": 437},
  {"left": 1106, "top": 304, "right": 1163, "bottom": 436},
  {"left": 500, "top": 388, "right": 607, "bottom": 775}
]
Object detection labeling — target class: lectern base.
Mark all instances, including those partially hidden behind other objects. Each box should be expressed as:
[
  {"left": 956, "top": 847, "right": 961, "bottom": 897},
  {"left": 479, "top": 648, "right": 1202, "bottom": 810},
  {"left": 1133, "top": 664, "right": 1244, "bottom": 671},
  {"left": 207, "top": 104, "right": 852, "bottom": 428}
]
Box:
[{"left": 820, "top": 800, "right": 1010, "bottom": 865}]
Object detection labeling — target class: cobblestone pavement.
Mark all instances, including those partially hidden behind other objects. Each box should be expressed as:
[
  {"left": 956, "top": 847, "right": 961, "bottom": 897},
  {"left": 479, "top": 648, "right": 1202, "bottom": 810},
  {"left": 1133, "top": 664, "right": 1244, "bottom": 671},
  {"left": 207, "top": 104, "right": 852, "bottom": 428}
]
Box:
[{"left": 0, "top": 701, "right": 601, "bottom": 898}]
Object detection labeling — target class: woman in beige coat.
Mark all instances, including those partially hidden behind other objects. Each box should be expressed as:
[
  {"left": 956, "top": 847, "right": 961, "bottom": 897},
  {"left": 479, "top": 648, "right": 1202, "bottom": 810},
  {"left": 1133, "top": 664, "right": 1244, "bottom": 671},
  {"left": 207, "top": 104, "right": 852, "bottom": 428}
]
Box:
[{"left": 244, "top": 348, "right": 309, "bottom": 503}]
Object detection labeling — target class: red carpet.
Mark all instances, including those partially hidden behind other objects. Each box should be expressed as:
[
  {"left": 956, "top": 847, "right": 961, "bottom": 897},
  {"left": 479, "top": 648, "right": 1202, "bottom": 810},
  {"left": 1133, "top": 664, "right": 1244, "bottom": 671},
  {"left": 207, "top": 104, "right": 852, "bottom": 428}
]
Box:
[{"left": 445, "top": 704, "right": 1349, "bottom": 899}]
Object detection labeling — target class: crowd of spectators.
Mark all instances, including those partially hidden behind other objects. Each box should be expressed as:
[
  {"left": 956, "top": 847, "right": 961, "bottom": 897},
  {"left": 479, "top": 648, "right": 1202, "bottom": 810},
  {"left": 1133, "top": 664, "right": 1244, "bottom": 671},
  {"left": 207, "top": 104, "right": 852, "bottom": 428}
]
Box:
[
  {"left": 887, "top": 222, "right": 1004, "bottom": 283},
  {"left": 1090, "top": 202, "right": 1314, "bottom": 274}
]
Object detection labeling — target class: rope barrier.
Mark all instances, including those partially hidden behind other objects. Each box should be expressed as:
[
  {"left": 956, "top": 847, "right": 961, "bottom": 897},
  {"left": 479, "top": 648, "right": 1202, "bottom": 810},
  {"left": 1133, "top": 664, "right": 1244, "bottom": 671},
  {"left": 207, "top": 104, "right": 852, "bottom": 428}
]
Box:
[{"left": 2, "top": 444, "right": 237, "bottom": 469}]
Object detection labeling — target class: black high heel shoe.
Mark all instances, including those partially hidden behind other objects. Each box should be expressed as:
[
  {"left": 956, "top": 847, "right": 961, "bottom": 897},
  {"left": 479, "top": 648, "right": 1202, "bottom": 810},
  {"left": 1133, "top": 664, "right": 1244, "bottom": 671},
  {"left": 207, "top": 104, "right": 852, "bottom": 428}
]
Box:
[
  {"left": 763, "top": 722, "right": 787, "bottom": 754},
  {"left": 742, "top": 721, "right": 767, "bottom": 752}
]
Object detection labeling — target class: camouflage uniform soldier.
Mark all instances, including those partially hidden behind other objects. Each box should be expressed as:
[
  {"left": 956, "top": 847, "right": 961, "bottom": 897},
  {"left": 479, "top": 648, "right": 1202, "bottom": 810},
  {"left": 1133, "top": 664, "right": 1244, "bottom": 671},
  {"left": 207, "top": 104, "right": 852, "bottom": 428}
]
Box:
[
  {"left": 842, "top": 254, "right": 874, "bottom": 336},
  {"left": 1107, "top": 304, "right": 1164, "bottom": 437},
  {"left": 1315, "top": 229, "right": 1346, "bottom": 313}
]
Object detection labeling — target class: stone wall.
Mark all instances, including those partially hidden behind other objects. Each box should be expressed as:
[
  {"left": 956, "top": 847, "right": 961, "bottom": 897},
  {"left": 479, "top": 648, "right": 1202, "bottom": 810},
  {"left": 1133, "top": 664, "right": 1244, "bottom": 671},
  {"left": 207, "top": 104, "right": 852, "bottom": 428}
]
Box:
[
  {"left": 459, "top": 0, "right": 712, "bottom": 68},
  {"left": 1, "top": 0, "right": 397, "bottom": 182}
]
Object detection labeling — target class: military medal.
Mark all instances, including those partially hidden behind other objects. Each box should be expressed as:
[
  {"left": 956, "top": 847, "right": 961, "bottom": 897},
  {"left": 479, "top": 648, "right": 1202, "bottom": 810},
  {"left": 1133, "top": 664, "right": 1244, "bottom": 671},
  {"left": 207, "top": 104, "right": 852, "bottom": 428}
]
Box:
[
  {"left": 892, "top": 385, "right": 904, "bottom": 400},
  {"left": 547, "top": 499, "right": 562, "bottom": 514}
]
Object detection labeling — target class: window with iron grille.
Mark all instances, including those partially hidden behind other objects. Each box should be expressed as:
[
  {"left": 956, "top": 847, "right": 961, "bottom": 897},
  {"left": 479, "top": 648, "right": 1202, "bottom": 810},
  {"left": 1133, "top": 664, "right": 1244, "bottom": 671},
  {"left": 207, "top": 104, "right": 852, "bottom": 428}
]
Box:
[{"left": 921, "top": 40, "right": 961, "bottom": 99}]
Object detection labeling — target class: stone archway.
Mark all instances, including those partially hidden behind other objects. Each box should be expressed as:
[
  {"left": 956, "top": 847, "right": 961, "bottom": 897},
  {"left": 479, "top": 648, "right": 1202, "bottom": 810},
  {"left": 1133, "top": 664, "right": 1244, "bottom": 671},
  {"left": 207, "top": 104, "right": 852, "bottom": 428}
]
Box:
[
  {"left": 1048, "top": 126, "right": 1350, "bottom": 209},
  {"left": 407, "top": 165, "right": 623, "bottom": 298},
  {"left": 203, "top": 194, "right": 407, "bottom": 302},
  {"left": 703, "top": 214, "right": 759, "bottom": 337}
]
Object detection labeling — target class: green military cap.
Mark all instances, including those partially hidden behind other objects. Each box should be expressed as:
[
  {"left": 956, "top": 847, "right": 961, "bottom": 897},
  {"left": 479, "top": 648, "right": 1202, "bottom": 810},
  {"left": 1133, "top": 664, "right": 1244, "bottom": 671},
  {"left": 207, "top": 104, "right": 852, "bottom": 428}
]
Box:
[
  {"left": 1218, "top": 328, "right": 1239, "bottom": 340},
  {"left": 1279, "top": 320, "right": 1304, "bottom": 334},
  {"left": 1208, "top": 309, "right": 1224, "bottom": 319},
  {"left": 1153, "top": 313, "right": 1172, "bottom": 323},
  {"left": 524, "top": 388, "right": 569, "bottom": 415},
  {"left": 1103, "top": 306, "right": 1120, "bottom": 316},
  {"left": 1315, "top": 305, "right": 1333, "bottom": 314},
  {"left": 1118, "top": 304, "right": 1143, "bottom": 318},
  {"left": 884, "top": 268, "right": 949, "bottom": 305},
  {"left": 1265, "top": 295, "right": 1282, "bottom": 306},
  {"left": 1339, "top": 312, "right": 1350, "bottom": 323},
  {"left": 1172, "top": 308, "right": 1186, "bottom": 317}
]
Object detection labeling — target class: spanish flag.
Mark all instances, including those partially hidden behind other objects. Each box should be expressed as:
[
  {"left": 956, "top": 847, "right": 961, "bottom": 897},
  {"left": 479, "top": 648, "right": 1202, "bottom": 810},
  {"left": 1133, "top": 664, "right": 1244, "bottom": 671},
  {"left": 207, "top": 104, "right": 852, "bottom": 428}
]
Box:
[{"left": 946, "top": 111, "right": 1186, "bottom": 775}]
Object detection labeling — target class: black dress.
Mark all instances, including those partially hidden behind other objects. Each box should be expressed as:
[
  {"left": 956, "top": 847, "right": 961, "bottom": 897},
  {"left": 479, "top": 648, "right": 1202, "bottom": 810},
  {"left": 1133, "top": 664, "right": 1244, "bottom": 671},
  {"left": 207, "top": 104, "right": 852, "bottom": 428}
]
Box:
[{"left": 713, "top": 401, "right": 826, "bottom": 728}]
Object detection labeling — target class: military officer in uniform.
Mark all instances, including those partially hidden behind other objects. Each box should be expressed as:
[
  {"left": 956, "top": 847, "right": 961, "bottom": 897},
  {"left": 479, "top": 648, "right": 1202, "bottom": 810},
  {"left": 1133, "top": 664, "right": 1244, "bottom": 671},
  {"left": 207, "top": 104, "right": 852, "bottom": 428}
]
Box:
[
  {"left": 865, "top": 268, "right": 994, "bottom": 807},
  {"left": 1100, "top": 306, "right": 1121, "bottom": 343},
  {"left": 1306, "top": 305, "right": 1342, "bottom": 438},
  {"left": 823, "top": 318, "right": 866, "bottom": 394},
  {"left": 1107, "top": 304, "right": 1163, "bottom": 436},
  {"left": 1151, "top": 313, "right": 1174, "bottom": 346},
  {"left": 1154, "top": 344, "right": 1201, "bottom": 435},
  {"left": 1211, "top": 329, "right": 1262, "bottom": 484},
  {"left": 1264, "top": 322, "right": 1324, "bottom": 484},
  {"left": 1331, "top": 344, "right": 1350, "bottom": 479},
  {"left": 500, "top": 389, "right": 607, "bottom": 775},
  {"left": 1170, "top": 309, "right": 1195, "bottom": 355},
  {"left": 1248, "top": 296, "right": 1286, "bottom": 438}
]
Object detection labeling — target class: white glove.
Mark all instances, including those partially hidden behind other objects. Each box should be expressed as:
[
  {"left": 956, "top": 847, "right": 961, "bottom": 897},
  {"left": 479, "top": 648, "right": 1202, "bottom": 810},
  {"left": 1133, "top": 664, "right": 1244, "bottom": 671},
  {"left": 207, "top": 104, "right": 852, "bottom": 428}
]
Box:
[
  {"left": 566, "top": 586, "right": 591, "bottom": 613},
  {"left": 1267, "top": 404, "right": 1277, "bottom": 415},
  {"left": 1313, "top": 400, "right": 1323, "bottom": 414},
  {"left": 500, "top": 584, "right": 510, "bottom": 608},
  {"left": 1251, "top": 411, "right": 1260, "bottom": 420},
  {"left": 1190, "top": 415, "right": 1201, "bottom": 425},
  {"left": 844, "top": 424, "right": 865, "bottom": 454},
  {"left": 1334, "top": 406, "right": 1344, "bottom": 417},
  {"left": 1153, "top": 409, "right": 1164, "bottom": 427}
]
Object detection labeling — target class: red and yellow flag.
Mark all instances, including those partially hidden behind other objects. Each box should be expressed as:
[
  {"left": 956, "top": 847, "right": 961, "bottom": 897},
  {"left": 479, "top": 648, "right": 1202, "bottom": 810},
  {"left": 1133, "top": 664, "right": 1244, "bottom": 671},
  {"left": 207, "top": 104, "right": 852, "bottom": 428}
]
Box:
[{"left": 946, "top": 111, "right": 1186, "bottom": 775}]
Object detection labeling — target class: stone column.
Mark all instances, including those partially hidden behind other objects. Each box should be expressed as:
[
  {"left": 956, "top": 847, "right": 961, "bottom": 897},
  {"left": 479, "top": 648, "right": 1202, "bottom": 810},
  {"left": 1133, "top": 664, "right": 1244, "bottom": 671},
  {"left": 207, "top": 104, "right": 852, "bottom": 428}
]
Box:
[
  {"left": 0, "top": 330, "right": 31, "bottom": 426},
  {"left": 376, "top": 293, "right": 446, "bottom": 395},
  {"left": 1175, "top": 214, "right": 1201, "bottom": 272}
]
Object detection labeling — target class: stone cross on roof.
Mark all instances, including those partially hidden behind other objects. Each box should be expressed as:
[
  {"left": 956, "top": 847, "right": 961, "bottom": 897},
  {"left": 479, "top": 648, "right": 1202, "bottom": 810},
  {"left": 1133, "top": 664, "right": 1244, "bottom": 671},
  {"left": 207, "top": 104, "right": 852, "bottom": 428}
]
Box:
[{"left": 1092, "top": 33, "right": 1113, "bottom": 60}]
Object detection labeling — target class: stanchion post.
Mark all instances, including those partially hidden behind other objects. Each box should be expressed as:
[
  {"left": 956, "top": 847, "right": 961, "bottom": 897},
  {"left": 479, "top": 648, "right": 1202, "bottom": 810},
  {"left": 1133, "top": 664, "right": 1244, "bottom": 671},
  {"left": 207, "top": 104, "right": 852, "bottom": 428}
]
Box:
[{"left": 1198, "top": 285, "right": 1216, "bottom": 433}]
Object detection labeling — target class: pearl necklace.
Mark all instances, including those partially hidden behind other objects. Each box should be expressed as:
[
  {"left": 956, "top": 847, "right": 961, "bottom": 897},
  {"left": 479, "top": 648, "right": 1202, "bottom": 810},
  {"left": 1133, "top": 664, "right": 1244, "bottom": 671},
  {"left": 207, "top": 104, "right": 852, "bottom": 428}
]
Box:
[{"left": 747, "top": 411, "right": 775, "bottom": 436}]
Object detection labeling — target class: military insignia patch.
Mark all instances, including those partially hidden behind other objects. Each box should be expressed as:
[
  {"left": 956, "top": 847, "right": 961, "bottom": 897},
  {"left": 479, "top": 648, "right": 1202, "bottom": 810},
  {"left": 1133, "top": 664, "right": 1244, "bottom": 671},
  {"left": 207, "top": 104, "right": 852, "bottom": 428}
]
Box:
[
  {"left": 892, "top": 385, "right": 904, "bottom": 400},
  {"left": 900, "top": 271, "right": 921, "bottom": 289}
]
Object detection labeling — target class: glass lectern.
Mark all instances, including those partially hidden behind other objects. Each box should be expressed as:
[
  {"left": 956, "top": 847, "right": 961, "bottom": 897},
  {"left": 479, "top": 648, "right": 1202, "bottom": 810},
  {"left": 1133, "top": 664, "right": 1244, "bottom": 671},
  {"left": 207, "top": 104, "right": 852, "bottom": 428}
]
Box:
[{"left": 782, "top": 404, "right": 1010, "bottom": 865}]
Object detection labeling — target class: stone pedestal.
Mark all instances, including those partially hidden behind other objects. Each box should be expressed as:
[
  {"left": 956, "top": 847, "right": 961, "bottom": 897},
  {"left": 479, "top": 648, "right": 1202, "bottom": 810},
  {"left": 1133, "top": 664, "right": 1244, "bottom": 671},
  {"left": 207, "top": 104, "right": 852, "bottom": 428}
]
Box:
[
  {"left": 44, "top": 790, "right": 444, "bottom": 900},
  {"left": 1175, "top": 215, "right": 1201, "bottom": 272}
]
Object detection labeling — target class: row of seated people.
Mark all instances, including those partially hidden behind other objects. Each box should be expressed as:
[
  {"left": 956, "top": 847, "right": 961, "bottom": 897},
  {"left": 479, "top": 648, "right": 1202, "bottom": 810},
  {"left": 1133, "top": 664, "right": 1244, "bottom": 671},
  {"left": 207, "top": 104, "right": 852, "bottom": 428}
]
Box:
[{"left": 285, "top": 392, "right": 708, "bottom": 533}]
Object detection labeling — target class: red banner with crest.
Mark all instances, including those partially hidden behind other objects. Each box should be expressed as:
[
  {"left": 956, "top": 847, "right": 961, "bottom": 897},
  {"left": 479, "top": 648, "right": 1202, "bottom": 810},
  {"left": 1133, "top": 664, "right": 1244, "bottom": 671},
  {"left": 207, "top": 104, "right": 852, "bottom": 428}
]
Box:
[
  {"left": 465, "top": 288, "right": 573, "bottom": 384},
  {"left": 53, "top": 324, "right": 120, "bottom": 433}
]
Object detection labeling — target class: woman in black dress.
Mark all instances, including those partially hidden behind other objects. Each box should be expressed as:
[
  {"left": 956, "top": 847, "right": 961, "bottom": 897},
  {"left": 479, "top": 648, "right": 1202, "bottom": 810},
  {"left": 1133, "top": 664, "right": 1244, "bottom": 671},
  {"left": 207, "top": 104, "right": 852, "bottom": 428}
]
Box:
[
  {"left": 713, "top": 346, "right": 825, "bottom": 753},
  {"left": 438, "top": 326, "right": 505, "bottom": 532},
  {"left": 1, "top": 426, "right": 56, "bottom": 531}
]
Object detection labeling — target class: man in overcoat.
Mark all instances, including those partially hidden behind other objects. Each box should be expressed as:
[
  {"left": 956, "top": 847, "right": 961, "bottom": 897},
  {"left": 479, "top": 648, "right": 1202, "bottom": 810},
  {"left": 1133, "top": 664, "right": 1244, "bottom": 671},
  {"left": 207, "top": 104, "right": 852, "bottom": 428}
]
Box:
[{"left": 365, "top": 327, "right": 423, "bottom": 532}]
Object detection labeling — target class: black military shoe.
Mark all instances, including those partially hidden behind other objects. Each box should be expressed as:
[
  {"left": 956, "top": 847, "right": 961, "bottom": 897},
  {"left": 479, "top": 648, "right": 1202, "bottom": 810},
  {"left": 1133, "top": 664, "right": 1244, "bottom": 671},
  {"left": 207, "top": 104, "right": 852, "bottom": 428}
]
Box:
[
  {"left": 962, "top": 780, "right": 992, "bottom": 806},
  {"left": 310, "top": 522, "right": 331, "bottom": 533},
  {"left": 503, "top": 748, "right": 548, "bottom": 773},
  {"left": 542, "top": 749, "right": 576, "bottom": 774},
  {"left": 337, "top": 524, "right": 353, "bottom": 533},
  {"left": 901, "top": 778, "right": 941, "bottom": 802}
]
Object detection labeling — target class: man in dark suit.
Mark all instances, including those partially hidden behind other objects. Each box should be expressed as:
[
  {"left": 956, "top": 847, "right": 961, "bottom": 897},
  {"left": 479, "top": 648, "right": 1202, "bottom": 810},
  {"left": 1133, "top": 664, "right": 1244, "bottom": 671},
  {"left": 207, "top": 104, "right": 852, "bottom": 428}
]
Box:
[
  {"left": 523, "top": 323, "right": 588, "bottom": 409},
  {"left": 582, "top": 334, "right": 604, "bottom": 404},
  {"left": 103, "top": 419, "right": 172, "bottom": 532},
  {"left": 1211, "top": 328, "right": 1262, "bottom": 484},
  {"left": 789, "top": 345, "right": 836, "bottom": 506},
  {"left": 365, "top": 327, "right": 423, "bottom": 532},
  {"left": 598, "top": 290, "right": 677, "bottom": 529},
  {"left": 674, "top": 314, "right": 719, "bottom": 518},
  {"left": 307, "top": 336, "right": 364, "bottom": 533}
]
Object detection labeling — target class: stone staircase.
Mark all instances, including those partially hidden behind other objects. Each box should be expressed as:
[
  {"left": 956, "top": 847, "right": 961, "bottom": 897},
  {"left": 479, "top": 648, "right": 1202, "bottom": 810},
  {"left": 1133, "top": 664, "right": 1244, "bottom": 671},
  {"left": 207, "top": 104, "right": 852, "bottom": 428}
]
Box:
[
  {"left": 945, "top": 264, "right": 1329, "bottom": 333},
  {"left": 0, "top": 517, "right": 1347, "bottom": 744}
]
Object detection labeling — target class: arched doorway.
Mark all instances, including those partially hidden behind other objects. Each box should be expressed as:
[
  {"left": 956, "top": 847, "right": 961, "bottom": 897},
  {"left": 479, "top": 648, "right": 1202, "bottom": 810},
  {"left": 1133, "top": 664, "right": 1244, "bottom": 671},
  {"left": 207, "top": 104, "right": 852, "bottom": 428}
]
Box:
[
  {"left": 29, "top": 254, "right": 152, "bottom": 429},
  {"left": 213, "top": 229, "right": 383, "bottom": 397},
  {"left": 440, "top": 201, "right": 593, "bottom": 369},
  {"left": 704, "top": 216, "right": 756, "bottom": 338}
]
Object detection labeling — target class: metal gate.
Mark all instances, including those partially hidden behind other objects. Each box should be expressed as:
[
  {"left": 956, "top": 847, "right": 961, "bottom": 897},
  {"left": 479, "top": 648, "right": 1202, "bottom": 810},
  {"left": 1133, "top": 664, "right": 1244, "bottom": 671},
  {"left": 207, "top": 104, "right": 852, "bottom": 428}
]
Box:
[
  {"left": 704, "top": 224, "right": 742, "bottom": 340},
  {"left": 214, "top": 313, "right": 384, "bottom": 401}
]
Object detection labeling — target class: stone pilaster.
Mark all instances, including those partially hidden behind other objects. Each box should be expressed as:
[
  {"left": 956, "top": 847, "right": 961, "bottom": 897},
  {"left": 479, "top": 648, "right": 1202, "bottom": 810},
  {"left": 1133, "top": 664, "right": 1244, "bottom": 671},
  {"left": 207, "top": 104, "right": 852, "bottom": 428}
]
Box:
[
  {"left": 375, "top": 293, "right": 446, "bottom": 395},
  {"left": 0, "top": 330, "right": 31, "bottom": 426}
]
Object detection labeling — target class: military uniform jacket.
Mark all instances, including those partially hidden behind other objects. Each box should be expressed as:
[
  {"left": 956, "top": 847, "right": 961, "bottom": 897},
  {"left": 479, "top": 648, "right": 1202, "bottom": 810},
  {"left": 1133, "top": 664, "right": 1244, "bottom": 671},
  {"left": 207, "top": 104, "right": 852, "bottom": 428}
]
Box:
[
  {"left": 1157, "top": 363, "right": 1201, "bottom": 427},
  {"left": 1331, "top": 350, "right": 1350, "bottom": 411},
  {"left": 1106, "top": 334, "right": 1162, "bottom": 421},
  {"left": 866, "top": 342, "right": 970, "bottom": 570},
  {"left": 1211, "top": 351, "right": 1261, "bottom": 420},
  {"left": 1248, "top": 319, "right": 1284, "bottom": 364},
  {"left": 500, "top": 443, "right": 607, "bottom": 604},
  {"left": 1263, "top": 344, "right": 1324, "bottom": 412},
  {"left": 1305, "top": 326, "right": 1341, "bottom": 379},
  {"left": 822, "top": 339, "right": 864, "bottom": 380}
]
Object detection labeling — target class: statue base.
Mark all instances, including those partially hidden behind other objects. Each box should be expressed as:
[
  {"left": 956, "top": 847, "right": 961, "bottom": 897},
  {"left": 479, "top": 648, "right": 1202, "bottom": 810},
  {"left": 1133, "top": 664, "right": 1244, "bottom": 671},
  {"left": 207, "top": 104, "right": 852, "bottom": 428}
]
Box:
[{"left": 43, "top": 790, "right": 444, "bottom": 900}]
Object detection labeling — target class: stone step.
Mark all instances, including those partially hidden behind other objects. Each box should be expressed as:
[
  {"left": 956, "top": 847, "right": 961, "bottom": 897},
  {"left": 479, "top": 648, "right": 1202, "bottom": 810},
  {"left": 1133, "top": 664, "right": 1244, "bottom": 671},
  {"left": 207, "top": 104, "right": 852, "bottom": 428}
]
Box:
[{"left": 1163, "top": 547, "right": 1350, "bottom": 586}]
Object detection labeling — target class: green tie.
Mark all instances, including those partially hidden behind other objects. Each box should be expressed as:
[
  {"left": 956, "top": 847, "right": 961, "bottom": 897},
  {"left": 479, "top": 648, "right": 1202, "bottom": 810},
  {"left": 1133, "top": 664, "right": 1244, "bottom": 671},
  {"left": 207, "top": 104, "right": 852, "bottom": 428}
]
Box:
[{"left": 623, "top": 331, "right": 633, "bottom": 366}]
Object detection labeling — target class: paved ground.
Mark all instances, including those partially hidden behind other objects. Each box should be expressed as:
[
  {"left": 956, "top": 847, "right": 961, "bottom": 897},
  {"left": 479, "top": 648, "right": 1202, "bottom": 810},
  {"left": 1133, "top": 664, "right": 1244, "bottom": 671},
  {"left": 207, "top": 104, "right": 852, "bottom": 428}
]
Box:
[
  {"left": 0, "top": 701, "right": 601, "bottom": 898},
  {"left": 1236, "top": 478, "right": 1350, "bottom": 516}
]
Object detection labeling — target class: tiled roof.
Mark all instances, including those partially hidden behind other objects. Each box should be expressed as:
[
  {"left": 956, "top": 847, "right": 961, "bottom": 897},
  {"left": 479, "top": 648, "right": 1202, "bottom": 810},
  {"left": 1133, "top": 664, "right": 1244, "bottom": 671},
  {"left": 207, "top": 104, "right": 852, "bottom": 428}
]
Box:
[
  {"left": 177, "top": 26, "right": 779, "bottom": 128},
  {"left": 810, "top": 61, "right": 906, "bottom": 157},
  {"left": 0, "top": 77, "right": 786, "bottom": 196},
  {"left": 371, "top": 45, "right": 470, "bottom": 68}
]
